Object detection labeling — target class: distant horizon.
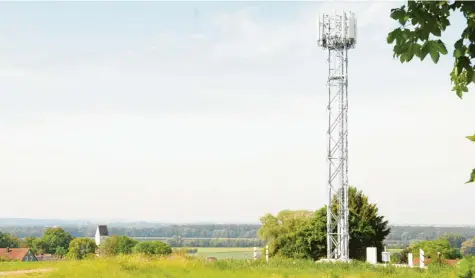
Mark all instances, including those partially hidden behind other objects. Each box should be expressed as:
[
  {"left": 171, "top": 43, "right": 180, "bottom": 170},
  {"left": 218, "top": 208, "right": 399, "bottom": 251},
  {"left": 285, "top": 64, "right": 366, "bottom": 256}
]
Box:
[{"left": 2, "top": 217, "right": 475, "bottom": 228}]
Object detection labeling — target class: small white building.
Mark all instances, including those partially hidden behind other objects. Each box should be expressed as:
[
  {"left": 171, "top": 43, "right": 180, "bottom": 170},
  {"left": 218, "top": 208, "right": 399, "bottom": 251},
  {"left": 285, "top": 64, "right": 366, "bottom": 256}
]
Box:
[{"left": 95, "top": 225, "right": 109, "bottom": 246}]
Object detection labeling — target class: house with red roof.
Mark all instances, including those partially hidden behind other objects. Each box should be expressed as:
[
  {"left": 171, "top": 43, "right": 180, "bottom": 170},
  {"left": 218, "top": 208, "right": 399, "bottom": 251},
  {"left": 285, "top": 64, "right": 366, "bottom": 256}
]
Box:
[{"left": 0, "top": 248, "right": 38, "bottom": 262}]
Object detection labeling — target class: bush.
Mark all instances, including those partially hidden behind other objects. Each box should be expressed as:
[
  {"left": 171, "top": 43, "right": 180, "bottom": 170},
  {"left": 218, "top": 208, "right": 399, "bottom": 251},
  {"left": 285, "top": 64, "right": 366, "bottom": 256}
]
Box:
[
  {"left": 67, "top": 238, "right": 97, "bottom": 260},
  {"left": 458, "top": 256, "right": 475, "bottom": 278},
  {"left": 132, "top": 241, "right": 172, "bottom": 256},
  {"left": 409, "top": 239, "right": 461, "bottom": 260},
  {"left": 390, "top": 251, "right": 404, "bottom": 264},
  {"left": 100, "top": 236, "right": 138, "bottom": 256}
]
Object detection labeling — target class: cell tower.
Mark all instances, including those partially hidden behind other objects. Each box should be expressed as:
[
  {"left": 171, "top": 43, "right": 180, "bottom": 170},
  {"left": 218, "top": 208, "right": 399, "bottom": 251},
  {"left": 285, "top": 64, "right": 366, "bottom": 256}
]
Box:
[{"left": 317, "top": 11, "right": 357, "bottom": 261}]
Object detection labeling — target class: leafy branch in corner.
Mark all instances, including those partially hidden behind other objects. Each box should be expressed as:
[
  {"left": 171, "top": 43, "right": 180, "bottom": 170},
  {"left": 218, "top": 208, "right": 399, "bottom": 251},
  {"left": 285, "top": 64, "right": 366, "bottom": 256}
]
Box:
[{"left": 387, "top": 0, "right": 475, "bottom": 183}]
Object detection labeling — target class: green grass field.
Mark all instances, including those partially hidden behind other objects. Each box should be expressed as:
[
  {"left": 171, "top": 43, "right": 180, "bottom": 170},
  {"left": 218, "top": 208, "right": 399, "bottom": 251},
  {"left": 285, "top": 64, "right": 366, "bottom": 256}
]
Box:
[
  {"left": 0, "top": 255, "right": 460, "bottom": 278},
  {"left": 193, "top": 247, "right": 256, "bottom": 259},
  {"left": 0, "top": 261, "right": 57, "bottom": 272}
]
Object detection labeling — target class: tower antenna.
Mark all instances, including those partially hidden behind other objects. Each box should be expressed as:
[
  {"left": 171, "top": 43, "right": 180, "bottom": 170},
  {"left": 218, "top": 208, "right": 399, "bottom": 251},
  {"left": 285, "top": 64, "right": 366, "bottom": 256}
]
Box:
[{"left": 317, "top": 11, "right": 357, "bottom": 261}]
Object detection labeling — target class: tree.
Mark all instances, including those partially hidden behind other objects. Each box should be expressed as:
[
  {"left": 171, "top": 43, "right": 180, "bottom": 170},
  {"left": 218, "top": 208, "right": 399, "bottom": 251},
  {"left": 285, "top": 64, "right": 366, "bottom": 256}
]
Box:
[
  {"left": 0, "top": 232, "right": 20, "bottom": 248},
  {"left": 67, "top": 238, "right": 97, "bottom": 260},
  {"left": 132, "top": 241, "right": 172, "bottom": 256},
  {"left": 387, "top": 0, "right": 474, "bottom": 183},
  {"left": 39, "top": 227, "right": 73, "bottom": 254},
  {"left": 438, "top": 233, "right": 466, "bottom": 249},
  {"left": 258, "top": 186, "right": 390, "bottom": 261},
  {"left": 100, "top": 235, "right": 138, "bottom": 256},
  {"left": 33, "top": 238, "right": 49, "bottom": 254},
  {"left": 258, "top": 210, "right": 314, "bottom": 257},
  {"left": 342, "top": 187, "right": 391, "bottom": 260}
]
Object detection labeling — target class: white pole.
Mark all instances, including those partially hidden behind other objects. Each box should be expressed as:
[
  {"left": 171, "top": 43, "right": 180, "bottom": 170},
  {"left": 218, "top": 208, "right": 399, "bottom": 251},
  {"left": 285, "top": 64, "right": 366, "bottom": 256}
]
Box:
[
  {"left": 408, "top": 253, "right": 413, "bottom": 268},
  {"left": 419, "top": 249, "right": 425, "bottom": 269},
  {"left": 266, "top": 245, "right": 269, "bottom": 263},
  {"left": 253, "top": 247, "right": 257, "bottom": 261}
]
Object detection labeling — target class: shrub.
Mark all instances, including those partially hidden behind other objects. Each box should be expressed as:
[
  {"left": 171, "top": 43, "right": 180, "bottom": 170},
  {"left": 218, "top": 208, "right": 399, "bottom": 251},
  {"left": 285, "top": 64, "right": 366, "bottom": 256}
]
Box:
[
  {"left": 458, "top": 256, "right": 475, "bottom": 278},
  {"left": 409, "top": 239, "right": 461, "bottom": 260},
  {"left": 132, "top": 241, "right": 172, "bottom": 256},
  {"left": 101, "top": 235, "right": 138, "bottom": 256},
  {"left": 390, "top": 251, "right": 403, "bottom": 264},
  {"left": 67, "top": 238, "right": 97, "bottom": 260}
]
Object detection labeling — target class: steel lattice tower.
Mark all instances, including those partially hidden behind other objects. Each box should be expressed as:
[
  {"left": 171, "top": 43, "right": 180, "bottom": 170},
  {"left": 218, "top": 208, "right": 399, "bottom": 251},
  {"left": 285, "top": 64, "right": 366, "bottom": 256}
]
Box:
[{"left": 317, "top": 11, "right": 357, "bottom": 261}]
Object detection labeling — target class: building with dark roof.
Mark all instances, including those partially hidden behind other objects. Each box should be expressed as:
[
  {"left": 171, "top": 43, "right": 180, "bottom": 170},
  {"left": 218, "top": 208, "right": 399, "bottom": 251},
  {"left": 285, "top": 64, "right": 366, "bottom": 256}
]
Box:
[{"left": 95, "top": 225, "right": 109, "bottom": 246}]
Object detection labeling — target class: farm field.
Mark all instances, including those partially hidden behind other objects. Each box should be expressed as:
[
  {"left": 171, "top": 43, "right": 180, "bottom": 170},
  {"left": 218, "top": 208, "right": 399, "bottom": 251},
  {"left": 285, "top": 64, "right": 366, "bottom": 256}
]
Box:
[{"left": 0, "top": 255, "right": 458, "bottom": 278}]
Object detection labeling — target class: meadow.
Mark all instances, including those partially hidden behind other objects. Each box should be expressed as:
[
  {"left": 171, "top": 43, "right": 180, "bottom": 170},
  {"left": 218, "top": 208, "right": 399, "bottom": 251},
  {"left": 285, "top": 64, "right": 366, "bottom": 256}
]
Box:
[
  {"left": 192, "top": 247, "right": 256, "bottom": 259},
  {"left": 0, "top": 254, "right": 460, "bottom": 278}
]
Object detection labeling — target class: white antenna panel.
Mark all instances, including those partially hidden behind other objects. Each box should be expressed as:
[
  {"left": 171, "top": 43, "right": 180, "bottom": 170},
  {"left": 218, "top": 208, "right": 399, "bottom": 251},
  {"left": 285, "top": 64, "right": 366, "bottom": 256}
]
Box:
[
  {"left": 348, "top": 13, "right": 357, "bottom": 41},
  {"left": 342, "top": 12, "right": 347, "bottom": 40},
  {"left": 320, "top": 15, "right": 325, "bottom": 41}
]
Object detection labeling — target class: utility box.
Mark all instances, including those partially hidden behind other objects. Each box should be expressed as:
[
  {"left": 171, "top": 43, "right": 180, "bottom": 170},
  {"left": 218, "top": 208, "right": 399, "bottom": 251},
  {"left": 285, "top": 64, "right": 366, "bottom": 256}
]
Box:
[{"left": 366, "top": 247, "right": 377, "bottom": 264}]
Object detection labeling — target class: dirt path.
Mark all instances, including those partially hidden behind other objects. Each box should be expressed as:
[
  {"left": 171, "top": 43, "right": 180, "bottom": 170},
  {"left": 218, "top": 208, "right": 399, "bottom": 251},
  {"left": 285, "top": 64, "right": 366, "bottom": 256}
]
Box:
[{"left": 0, "top": 268, "right": 55, "bottom": 276}]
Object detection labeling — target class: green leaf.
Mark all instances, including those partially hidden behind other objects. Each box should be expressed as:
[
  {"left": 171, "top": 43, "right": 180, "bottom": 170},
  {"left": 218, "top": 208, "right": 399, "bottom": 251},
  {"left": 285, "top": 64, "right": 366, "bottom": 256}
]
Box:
[
  {"left": 468, "top": 44, "right": 475, "bottom": 57},
  {"left": 421, "top": 42, "right": 430, "bottom": 61},
  {"left": 466, "top": 134, "right": 475, "bottom": 142},
  {"left": 455, "top": 39, "right": 464, "bottom": 49},
  {"left": 455, "top": 86, "right": 464, "bottom": 98},
  {"left": 399, "top": 15, "right": 409, "bottom": 26},
  {"left": 413, "top": 43, "right": 422, "bottom": 58},
  {"left": 430, "top": 44, "right": 441, "bottom": 63},
  {"left": 400, "top": 53, "right": 406, "bottom": 63},
  {"left": 456, "top": 62, "right": 463, "bottom": 76},
  {"left": 454, "top": 48, "right": 464, "bottom": 58},
  {"left": 435, "top": 40, "right": 448, "bottom": 55},
  {"left": 390, "top": 9, "right": 406, "bottom": 21},
  {"left": 430, "top": 24, "right": 442, "bottom": 37},
  {"left": 465, "top": 168, "right": 475, "bottom": 184},
  {"left": 387, "top": 29, "right": 400, "bottom": 44},
  {"left": 456, "top": 56, "right": 471, "bottom": 77},
  {"left": 467, "top": 68, "right": 474, "bottom": 84}
]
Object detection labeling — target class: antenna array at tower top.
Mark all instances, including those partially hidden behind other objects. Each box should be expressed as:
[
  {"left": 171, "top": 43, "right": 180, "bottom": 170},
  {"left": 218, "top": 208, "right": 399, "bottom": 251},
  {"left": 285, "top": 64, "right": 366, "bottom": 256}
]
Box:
[{"left": 317, "top": 11, "right": 357, "bottom": 50}]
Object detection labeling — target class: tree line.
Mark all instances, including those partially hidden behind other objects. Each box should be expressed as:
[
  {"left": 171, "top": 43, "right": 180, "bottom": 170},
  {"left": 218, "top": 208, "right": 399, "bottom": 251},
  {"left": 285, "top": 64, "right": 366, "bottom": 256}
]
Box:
[
  {"left": 2, "top": 224, "right": 475, "bottom": 247},
  {"left": 0, "top": 225, "right": 260, "bottom": 239},
  {"left": 0, "top": 227, "right": 172, "bottom": 260}
]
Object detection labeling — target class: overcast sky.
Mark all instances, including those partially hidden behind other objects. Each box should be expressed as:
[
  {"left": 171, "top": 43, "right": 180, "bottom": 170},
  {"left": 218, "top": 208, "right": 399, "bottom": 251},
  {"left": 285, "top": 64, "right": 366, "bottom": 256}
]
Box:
[{"left": 0, "top": 1, "right": 474, "bottom": 225}]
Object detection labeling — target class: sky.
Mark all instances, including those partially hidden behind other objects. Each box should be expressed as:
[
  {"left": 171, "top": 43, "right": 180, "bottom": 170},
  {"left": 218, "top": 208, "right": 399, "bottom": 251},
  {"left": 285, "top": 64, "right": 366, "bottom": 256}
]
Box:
[{"left": 0, "top": 1, "right": 474, "bottom": 225}]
